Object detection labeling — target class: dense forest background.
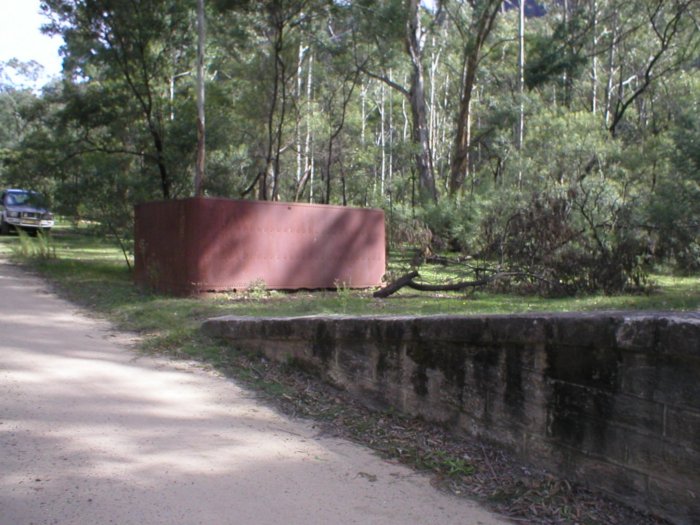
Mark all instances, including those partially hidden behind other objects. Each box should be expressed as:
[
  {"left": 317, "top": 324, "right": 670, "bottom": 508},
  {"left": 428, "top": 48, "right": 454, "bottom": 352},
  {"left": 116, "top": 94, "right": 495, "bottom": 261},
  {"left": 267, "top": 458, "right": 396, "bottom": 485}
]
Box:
[{"left": 0, "top": 0, "right": 698, "bottom": 294}]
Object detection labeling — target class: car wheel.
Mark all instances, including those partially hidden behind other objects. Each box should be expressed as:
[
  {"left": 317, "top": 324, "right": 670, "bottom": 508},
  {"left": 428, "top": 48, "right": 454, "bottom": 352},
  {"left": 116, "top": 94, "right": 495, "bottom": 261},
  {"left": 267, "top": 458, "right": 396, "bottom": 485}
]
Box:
[{"left": 0, "top": 219, "right": 9, "bottom": 235}]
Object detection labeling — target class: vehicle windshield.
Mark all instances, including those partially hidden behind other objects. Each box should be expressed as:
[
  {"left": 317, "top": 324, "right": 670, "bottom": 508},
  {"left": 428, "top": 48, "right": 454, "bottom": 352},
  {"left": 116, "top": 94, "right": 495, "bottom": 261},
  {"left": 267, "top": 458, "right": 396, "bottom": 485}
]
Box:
[{"left": 6, "top": 191, "right": 47, "bottom": 208}]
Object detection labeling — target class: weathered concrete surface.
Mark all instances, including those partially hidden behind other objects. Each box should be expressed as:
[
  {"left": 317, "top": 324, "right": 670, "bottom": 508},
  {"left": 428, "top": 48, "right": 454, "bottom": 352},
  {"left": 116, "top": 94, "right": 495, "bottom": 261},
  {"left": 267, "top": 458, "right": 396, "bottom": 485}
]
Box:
[
  {"left": 203, "top": 312, "right": 700, "bottom": 525},
  {"left": 0, "top": 261, "right": 508, "bottom": 525}
]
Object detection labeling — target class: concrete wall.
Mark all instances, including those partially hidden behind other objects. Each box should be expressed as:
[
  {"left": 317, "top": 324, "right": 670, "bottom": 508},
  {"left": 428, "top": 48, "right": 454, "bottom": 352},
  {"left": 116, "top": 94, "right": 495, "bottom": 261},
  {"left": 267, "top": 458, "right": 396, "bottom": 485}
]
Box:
[{"left": 202, "top": 313, "right": 700, "bottom": 525}]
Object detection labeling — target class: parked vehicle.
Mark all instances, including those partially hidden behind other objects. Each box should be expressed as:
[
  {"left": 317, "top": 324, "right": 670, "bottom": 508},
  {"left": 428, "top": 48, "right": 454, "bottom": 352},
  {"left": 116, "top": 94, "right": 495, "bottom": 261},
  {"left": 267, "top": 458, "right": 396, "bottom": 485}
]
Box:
[{"left": 0, "top": 189, "right": 55, "bottom": 235}]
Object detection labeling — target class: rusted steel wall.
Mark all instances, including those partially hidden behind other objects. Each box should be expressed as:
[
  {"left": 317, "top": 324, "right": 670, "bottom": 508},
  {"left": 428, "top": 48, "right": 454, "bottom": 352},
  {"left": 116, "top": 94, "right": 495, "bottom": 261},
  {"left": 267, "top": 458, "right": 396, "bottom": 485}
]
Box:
[{"left": 134, "top": 197, "right": 386, "bottom": 294}]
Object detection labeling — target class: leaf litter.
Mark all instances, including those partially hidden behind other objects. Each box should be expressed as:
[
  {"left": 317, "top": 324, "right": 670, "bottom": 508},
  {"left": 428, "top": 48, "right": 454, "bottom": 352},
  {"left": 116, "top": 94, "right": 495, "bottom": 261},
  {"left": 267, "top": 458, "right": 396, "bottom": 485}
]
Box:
[{"left": 184, "top": 343, "right": 669, "bottom": 525}]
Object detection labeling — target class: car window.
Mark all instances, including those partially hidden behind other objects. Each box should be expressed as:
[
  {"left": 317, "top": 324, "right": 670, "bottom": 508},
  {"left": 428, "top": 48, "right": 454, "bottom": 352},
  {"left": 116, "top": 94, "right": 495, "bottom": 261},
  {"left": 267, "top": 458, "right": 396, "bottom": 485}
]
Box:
[
  {"left": 6, "top": 192, "right": 46, "bottom": 207},
  {"left": 7, "top": 193, "right": 26, "bottom": 206}
]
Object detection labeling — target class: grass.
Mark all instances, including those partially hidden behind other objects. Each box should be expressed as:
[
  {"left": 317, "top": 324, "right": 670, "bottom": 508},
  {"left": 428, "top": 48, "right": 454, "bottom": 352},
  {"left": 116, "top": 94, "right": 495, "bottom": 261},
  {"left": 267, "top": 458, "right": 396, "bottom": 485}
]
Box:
[
  {"left": 2, "top": 226, "right": 698, "bottom": 335},
  {"left": 1, "top": 224, "right": 698, "bottom": 380}
]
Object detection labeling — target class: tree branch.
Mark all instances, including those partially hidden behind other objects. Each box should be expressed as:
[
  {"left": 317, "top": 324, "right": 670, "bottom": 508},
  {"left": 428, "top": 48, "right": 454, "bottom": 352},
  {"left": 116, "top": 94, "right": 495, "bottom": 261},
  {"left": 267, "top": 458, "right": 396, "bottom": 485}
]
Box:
[
  {"left": 358, "top": 64, "right": 409, "bottom": 98},
  {"left": 373, "top": 270, "right": 552, "bottom": 298}
]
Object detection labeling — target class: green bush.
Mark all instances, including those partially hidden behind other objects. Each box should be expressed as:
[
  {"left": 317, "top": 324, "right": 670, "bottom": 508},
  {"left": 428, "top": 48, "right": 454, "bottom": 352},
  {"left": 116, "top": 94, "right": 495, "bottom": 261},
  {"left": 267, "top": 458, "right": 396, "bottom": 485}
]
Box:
[
  {"left": 647, "top": 114, "right": 700, "bottom": 273},
  {"left": 478, "top": 187, "right": 651, "bottom": 295}
]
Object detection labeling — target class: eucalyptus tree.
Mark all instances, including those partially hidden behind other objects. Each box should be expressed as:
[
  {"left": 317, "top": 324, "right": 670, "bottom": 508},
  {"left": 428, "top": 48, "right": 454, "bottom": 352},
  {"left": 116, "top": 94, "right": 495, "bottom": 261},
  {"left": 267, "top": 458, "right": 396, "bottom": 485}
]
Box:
[
  {"left": 352, "top": 0, "right": 441, "bottom": 203},
  {"left": 650, "top": 74, "right": 700, "bottom": 271},
  {"left": 604, "top": 0, "right": 700, "bottom": 137},
  {"left": 0, "top": 88, "right": 58, "bottom": 194},
  {"left": 447, "top": 0, "right": 503, "bottom": 196},
  {"left": 212, "top": 0, "right": 320, "bottom": 201},
  {"left": 299, "top": 4, "right": 365, "bottom": 205},
  {"left": 0, "top": 63, "right": 40, "bottom": 168},
  {"left": 41, "top": 0, "right": 196, "bottom": 199},
  {"left": 195, "top": 0, "right": 206, "bottom": 196},
  {"left": 1, "top": 0, "right": 696, "bottom": 282}
]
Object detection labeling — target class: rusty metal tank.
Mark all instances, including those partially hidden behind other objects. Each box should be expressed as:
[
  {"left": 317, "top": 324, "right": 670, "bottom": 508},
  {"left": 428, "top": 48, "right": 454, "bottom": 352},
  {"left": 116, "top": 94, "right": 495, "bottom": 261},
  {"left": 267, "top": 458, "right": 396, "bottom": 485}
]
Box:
[{"left": 134, "top": 197, "right": 386, "bottom": 295}]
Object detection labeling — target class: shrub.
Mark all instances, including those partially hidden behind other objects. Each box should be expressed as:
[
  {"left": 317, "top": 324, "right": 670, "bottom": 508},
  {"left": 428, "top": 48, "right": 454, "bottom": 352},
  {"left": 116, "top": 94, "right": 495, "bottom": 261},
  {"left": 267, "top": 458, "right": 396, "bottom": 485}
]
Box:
[{"left": 478, "top": 187, "right": 651, "bottom": 296}]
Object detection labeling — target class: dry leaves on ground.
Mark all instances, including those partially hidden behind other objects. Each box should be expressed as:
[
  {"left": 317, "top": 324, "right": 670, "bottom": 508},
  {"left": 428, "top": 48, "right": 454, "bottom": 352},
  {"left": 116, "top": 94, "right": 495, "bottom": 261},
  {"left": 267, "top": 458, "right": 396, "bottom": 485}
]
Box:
[{"left": 205, "top": 346, "right": 668, "bottom": 525}]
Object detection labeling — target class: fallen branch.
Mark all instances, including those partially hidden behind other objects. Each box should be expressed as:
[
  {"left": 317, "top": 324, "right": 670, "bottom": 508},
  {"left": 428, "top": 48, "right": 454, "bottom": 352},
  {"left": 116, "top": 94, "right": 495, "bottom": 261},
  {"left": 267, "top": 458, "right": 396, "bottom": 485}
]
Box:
[
  {"left": 374, "top": 270, "right": 552, "bottom": 298},
  {"left": 407, "top": 275, "right": 496, "bottom": 292},
  {"left": 373, "top": 271, "right": 419, "bottom": 298}
]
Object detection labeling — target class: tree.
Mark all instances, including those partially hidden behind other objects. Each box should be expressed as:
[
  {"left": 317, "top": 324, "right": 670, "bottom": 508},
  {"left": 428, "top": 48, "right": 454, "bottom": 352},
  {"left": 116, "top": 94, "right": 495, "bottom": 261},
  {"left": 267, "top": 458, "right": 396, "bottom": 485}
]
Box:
[
  {"left": 353, "top": 0, "right": 439, "bottom": 203},
  {"left": 448, "top": 0, "right": 502, "bottom": 195},
  {"left": 405, "top": 0, "right": 439, "bottom": 201},
  {"left": 215, "top": 0, "right": 312, "bottom": 201},
  {"left": 1, "top": 0, "right": 696, "bottom": 284},
  {"left": 42, "top": 0, "right": 195, "bottom": 199},
  {"left": 195, "top": 0, "right": 206, "bottom": 196},
  {"left": 606, "top": 0, "right": 700, "bottom": 136}
]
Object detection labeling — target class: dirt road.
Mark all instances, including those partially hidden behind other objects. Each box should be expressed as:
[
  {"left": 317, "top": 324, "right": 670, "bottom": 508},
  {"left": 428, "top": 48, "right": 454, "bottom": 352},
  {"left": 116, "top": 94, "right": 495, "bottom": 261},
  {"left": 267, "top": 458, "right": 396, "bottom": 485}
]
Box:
[{"left": 0, "top": 261, "right": 509, "bottom": 525}]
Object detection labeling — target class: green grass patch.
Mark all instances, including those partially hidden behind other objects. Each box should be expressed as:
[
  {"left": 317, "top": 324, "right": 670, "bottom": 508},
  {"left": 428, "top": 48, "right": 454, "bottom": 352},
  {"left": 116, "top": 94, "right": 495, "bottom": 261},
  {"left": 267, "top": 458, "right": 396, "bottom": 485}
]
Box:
[{"left": 2, "top": 227, "right": 698, "bottom": 362}]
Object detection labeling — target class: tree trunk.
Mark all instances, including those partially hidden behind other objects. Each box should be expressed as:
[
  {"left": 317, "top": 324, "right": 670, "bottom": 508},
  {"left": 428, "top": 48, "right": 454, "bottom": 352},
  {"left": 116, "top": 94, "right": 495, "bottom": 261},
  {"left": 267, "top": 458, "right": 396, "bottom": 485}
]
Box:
[
  {"left": 194, "top": 0, "right": 206, "bottom": 197},
  {"left": 388, "top": 69, "right": 394, "bottom": 192},
  {"left": 562, "top": 0, "right": 572, "bottom": 107},
  {"left": 261, "top": 13, "right": 285, "bottom": 200},
  {"left": 603, "top": 9, "right": 618, "bottom": 127},
  {"left": 295, "top": 50, "right": 315, "bottom": 202},
  {"left": 271, "top": 42, "right": 287, "bottom": 201},
  {"left": 380, "top": 80, "right": 386, "bottom": 196},
  {"left": 153, "top": 130, "right": 171, "bottom": 199},
  {"left": 406, "top": 0, "right": 438, "bottom": 203},
  {"left": 517, "top": 0, "right": 525, "bottom": 188},
  {"left": 429, "top": 41, "right": 440, "bottom": 173},
  {"left": 590, "top": 0, "right": 598, "bottom": 114},
  {"left": 295, "top": 42, "right": 305, "bottom": 188},
  {"left": 307, "top": 52, "right": 315, "bottom": 202},
  {"left": 324, "top": 70, "right": 361, "bottom": 204},
  {"left": 449, "top": 0, "right": 501, "bottom": 196}
]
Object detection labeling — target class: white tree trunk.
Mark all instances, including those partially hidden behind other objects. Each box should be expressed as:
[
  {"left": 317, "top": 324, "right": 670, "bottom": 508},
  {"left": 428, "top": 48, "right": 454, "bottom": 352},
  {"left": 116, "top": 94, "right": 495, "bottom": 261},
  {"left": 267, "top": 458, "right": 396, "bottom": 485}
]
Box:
[
  {"left": 604, "top": 9, "right": 619, "bottom": 127},
  {"left": 591, "top": 0, "right": 598, "bottom": 113},
  {"left": 194, "top": 0, "right": 206, "bottom": 196},
  {"left": 402, "top": 83, "right": 409, "bottom": 142},
  {"left": 380, "top": 80, "right": 386, "bottom": 196},
  {"left": 307, "top": 53, "right": 315, "bottom": 203},
  {"left": 361, "top": 81, "right": 367, "bottom": 146},
  {"left": 429, "top": 40, "right": 440, "bottom": 170},
  {"left": 517, "top": 0, "right": 525, "bottom": 187},
  {"left": 388, "top": 70, "right": 394, "bottom": 190},
  {"left": 296, "top": 42, "right": 306, "bottom": 185}
]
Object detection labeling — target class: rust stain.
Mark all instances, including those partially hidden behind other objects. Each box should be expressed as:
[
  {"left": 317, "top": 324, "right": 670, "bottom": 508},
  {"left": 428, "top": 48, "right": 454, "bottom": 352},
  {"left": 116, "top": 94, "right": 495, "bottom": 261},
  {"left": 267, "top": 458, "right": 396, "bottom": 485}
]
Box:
[{"left": 134, "top": 197, "right": 386, "bottom": 295}]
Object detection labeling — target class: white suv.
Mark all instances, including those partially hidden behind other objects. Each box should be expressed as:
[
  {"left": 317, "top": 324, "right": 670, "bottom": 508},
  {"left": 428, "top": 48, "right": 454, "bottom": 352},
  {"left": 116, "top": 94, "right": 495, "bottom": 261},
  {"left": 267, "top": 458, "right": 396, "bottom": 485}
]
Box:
[{"left": 0, "top": 189, "right": 55, "bottom": 235}]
